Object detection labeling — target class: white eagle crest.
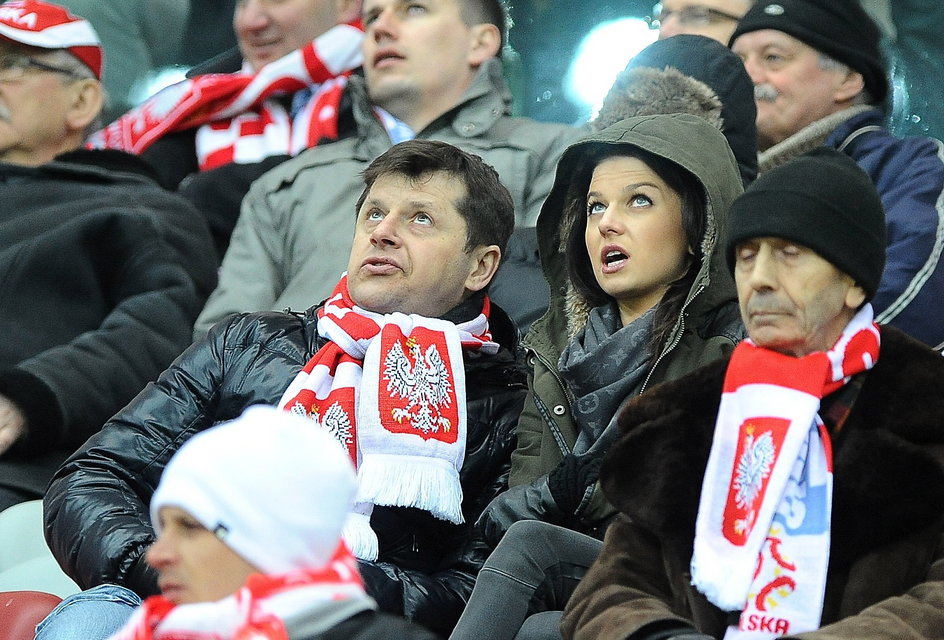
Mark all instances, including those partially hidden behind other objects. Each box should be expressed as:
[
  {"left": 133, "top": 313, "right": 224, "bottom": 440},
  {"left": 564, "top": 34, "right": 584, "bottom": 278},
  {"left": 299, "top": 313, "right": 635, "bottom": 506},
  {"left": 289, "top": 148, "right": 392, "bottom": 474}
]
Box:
[
  {"left": 383, "top": 337, "right": 453, "bottom": 433},
  {"left": 320, "top": 401, "right": 354, "bottom": 448},
  {"left": 287, "top": 400, "right": 353, "bottom": 449},
  {"left": 733, "top": 429, "right": 776, "bottom": 509}
]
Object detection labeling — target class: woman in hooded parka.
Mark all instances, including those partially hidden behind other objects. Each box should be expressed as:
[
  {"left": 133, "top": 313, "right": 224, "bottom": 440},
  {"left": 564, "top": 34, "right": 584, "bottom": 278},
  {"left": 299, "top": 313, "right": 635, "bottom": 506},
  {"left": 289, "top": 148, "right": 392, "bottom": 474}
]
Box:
[{"left": 455, "top": 112, "right": 746, "bottom": 640}]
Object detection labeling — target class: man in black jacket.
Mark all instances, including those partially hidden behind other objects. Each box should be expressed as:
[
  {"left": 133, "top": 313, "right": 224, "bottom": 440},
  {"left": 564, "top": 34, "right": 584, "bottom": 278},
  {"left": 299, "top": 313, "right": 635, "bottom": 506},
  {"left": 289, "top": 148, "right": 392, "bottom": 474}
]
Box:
[
  {"left": 41, "top": 139, "right": 526, "bottom": 640},
  {"left": 0, "top": 0, "right": 217, "bottom": 510}
]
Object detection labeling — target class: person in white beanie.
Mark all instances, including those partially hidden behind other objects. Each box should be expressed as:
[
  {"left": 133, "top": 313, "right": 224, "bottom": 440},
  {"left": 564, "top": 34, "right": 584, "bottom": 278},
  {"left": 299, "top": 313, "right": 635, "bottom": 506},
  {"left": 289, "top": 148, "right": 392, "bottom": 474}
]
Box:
[{"left": 108, "top": 405, "right": 439, "bottom": 640}]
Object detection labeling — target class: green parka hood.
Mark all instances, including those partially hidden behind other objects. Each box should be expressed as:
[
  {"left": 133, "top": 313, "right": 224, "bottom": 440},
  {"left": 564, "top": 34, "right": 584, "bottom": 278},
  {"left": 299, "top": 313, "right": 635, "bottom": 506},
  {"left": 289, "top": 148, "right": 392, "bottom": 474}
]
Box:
[{"left": 529, "top": 113, "right": 744, "bottom": 359}]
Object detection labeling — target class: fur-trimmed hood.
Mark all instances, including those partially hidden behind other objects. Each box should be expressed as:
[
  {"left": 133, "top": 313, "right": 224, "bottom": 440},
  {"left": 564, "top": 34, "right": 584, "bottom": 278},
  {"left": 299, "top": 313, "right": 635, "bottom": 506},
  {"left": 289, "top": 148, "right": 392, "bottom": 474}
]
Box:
[
  {"left": 526, "top": 113, "right": 743, "bottom": 363},
  {"left": 601, "top": 326, "right": 944, "bottom": 570}
]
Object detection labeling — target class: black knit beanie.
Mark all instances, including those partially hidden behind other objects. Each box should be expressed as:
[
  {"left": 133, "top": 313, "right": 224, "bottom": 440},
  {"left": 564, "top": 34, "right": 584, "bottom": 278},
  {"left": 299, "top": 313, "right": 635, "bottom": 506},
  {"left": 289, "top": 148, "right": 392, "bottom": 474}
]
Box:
[
  {"left": 729, "top": 0, "right": 888, "bottom": 105},
  {"left": 725, "top": 147, "right": 886, "bottom": 299}
]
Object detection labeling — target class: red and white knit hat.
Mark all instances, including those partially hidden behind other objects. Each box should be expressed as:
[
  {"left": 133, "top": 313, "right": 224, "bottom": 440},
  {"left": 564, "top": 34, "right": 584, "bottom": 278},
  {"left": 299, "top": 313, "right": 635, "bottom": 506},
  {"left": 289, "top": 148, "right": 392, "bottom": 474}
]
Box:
[{"left": 0, "top": 0, "right": 102, "bottom": 79}]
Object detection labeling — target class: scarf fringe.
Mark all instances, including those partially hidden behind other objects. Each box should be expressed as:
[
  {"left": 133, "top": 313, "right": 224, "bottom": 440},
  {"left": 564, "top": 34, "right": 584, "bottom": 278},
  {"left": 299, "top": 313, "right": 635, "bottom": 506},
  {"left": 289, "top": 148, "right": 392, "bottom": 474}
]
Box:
[
  {"left": 357, "top": 453, "right": 465, "bottom": 524},
  {"left": 342, "top": 511, "right": 378, "bottom": 562}
]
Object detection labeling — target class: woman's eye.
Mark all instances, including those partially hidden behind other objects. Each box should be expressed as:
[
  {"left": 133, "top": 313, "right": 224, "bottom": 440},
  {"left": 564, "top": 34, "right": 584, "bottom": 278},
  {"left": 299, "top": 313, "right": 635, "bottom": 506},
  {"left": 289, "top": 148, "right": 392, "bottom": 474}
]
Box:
[
  {"left": 587, "top": 201, "right": 606, "bottom": 216},
  {"left": 630, "top": 194, "right": 652, "bottom": 207}
]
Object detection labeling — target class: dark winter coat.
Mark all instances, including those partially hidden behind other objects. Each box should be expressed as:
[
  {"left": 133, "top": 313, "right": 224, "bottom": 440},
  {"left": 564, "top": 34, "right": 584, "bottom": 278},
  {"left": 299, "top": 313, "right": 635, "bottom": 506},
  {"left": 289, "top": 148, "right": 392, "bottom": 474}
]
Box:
[
  {"left": 44, "top": 301, "right": 526, "bottom": 637},
  {"left": 562, "top": 326, "right": 944, "bottom": 640},
  {"left": 0, "top": 149, "right": 216, "bottom": 458}
]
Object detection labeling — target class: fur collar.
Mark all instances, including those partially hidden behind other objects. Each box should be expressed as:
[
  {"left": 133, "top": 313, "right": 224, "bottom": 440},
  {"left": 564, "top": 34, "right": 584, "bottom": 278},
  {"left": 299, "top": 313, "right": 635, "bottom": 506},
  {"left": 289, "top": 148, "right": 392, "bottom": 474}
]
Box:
[{"left": 601, "top": 327, "right": 944, "bottom": 568}]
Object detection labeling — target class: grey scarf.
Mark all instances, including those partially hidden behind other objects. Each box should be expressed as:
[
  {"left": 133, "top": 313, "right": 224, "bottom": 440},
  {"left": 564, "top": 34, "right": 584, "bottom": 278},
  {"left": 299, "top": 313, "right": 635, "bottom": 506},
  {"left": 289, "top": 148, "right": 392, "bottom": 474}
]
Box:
[{"left": 558, "top": 303, "right": 654, "bottom": 456}]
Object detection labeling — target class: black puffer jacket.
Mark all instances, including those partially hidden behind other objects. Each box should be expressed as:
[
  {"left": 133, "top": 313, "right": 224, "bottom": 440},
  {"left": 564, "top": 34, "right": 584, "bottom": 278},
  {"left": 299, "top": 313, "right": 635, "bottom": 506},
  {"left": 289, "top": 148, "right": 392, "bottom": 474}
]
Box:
[{"left": 44, "top": 302, "right": 526, "bottom": 637}]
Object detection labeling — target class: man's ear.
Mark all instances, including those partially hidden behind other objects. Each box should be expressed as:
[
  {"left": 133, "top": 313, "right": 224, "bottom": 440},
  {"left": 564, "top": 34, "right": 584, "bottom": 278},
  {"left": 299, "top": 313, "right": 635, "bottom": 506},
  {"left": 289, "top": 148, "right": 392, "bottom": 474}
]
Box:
[
  {"left": 337, "top": 0, "right": 362, "bottom": 24},
  {"left": 464, "top": 244, "right": 501, "bottom": 293},
  {"left": 467, "top": 23, "right": 501, "bottom": 67},
  {"left": 844, "top": 281, "right": 867, "bottom": 310},
  {"left": 834, "top": 69, "right": 865, "bottom": 104},
  {"left": 65, "top": 79, "right": 103, "bottom": 133}
]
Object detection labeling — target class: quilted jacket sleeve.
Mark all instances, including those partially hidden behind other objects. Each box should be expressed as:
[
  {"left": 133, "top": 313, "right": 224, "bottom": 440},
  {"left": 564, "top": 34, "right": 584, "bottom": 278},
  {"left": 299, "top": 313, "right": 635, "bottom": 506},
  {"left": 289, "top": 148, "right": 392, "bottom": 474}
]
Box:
[{"left": 43, "top": 315, "right": 258, "bottom": 595}]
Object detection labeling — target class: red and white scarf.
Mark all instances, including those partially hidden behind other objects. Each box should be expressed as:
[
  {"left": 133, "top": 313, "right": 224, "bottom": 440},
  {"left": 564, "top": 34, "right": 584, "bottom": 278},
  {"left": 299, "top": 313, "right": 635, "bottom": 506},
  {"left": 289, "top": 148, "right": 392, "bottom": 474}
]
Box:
[
  {"left": 691, "top": 305, "right": 880, "bottom": 639},
  {"left": 278, "top": 275, "right": 498, "bottom": 560},
  {"left": 108, "top": 543, "right": 370, "bottom": 640},
  {"left": 89, "top": 23, "right": 363, "bottom": 171}
]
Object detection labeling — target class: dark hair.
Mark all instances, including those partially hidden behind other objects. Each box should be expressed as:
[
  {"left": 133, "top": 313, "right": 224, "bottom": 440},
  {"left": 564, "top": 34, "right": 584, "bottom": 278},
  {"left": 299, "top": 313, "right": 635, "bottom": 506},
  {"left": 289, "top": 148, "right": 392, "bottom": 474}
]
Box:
[
  {"left": 355, "top": 139, "right": 515, "bottom": 255},
  {"left": 460, "top": 0, "right": 508, "bottom": 56},
  {"left": 564, "top": 145, "right": 706, "bottom": 353}
]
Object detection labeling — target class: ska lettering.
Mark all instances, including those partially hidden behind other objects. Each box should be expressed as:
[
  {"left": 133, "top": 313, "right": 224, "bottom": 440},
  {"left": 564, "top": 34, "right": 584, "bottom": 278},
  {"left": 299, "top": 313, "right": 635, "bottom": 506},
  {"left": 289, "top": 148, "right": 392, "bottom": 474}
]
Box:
[{"left": 742, "top": 614, "right": 789, "bottom": 635}]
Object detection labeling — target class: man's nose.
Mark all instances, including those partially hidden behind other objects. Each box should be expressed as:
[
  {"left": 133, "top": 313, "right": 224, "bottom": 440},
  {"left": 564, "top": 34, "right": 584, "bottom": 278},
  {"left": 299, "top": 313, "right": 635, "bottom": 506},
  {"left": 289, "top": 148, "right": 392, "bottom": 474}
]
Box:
[
  {"left": 740, "top": 55, "right": 765, "bottom": 85},
  {"left": 369, "top": 7, "right": 398, "bottom": 40},
  {"left": 746, "top": 250, "right": 778, "bottom": 290},
  {"left": 236, "top": 0, "right": 270, "bottom": 30},
  {"left": 369, "top": 214, "right": 401, "bottom": 246},
  {"left": 144, "top": 536, "right": 175, "bottom": 570}
]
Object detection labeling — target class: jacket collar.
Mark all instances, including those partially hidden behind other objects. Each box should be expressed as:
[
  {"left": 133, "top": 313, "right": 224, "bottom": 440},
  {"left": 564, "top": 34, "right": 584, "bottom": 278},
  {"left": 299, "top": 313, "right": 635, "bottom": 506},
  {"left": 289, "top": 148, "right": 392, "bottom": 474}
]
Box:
[{"left": 345, "top": 57, "right": 509, "bottom": 146}]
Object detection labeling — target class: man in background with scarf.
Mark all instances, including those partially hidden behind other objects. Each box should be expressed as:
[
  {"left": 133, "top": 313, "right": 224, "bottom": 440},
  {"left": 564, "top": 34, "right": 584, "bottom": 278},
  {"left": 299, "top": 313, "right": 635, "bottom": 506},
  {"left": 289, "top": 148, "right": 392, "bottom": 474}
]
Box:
[
  {"left": 561, "top": 147, "right": 944, "bottom": 640},
  {"left": 40, "top": 140, "right": 526, "bottom": 640},
  {"left": 91, "top": 0, "right": 364, "bottom": 191}
]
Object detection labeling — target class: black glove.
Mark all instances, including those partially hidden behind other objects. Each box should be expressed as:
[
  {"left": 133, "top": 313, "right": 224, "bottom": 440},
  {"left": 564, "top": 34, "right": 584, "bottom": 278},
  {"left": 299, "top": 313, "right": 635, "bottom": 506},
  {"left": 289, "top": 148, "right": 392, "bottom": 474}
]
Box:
[{"left": 546, "top": 453, "right": 602, "bottom": 516}]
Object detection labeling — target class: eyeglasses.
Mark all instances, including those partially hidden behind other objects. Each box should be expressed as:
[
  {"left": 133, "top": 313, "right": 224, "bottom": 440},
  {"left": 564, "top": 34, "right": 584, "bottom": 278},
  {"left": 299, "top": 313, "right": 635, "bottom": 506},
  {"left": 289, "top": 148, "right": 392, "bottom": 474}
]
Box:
[
  {"left": 0, "top": 53, "right": 82, "bottom": 82},
  {"left": 649, "top": 3, "right": 744, "bottom": 30}
]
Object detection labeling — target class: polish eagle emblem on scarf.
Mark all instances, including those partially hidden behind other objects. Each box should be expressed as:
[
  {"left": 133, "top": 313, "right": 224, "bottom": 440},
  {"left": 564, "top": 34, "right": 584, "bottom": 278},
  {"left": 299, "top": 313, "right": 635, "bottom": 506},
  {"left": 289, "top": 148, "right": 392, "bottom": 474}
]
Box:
[
  {"left": 285, "top": 386, "right": 357, "bottom": 461},
  {"left": 734, "top": 429, "right": 775, "bottom": 510},
  {"left": 381, "top": 328, "right": 459, "bottom": 443},
  {"left": 723, "top": 417, "right": 789, "bottom": 544}
]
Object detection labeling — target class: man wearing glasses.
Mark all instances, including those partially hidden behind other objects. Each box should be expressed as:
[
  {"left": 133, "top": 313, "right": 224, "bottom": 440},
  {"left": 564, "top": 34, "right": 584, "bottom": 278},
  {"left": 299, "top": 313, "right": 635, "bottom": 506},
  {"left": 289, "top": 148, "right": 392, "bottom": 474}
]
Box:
[
  {"left": 0, "top": 0, "right": 216, "bottom": 511},
  {"left": 653, "top": 0, "right": 753, "bottom": 43}
]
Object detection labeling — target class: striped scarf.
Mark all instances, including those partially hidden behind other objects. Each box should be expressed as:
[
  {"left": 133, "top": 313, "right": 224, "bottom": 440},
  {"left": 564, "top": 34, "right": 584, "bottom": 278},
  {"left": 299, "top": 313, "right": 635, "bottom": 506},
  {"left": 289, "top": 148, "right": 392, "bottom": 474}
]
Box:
[
  {"left": 89, "top": 23, "right": 363, "bottom": 171},
  {"left": 108, "top": 544, "right": 370, "bottom": 640},
  {"left": 692, "top": 305, "right": 880, "bottom": 639},
  {"left": 278, "top": 275, "right": 498, "bottom": 560}
]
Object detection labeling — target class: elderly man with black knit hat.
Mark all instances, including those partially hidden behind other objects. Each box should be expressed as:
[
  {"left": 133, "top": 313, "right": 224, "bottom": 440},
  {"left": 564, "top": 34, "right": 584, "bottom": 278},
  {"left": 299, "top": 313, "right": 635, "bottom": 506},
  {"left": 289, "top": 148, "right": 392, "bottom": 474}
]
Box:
[
  {"left": 561, "top": 147, "right": 944, "bottom": 640},
  {"left": 729, "top": 0, "right": 944, "bottom": 350}
]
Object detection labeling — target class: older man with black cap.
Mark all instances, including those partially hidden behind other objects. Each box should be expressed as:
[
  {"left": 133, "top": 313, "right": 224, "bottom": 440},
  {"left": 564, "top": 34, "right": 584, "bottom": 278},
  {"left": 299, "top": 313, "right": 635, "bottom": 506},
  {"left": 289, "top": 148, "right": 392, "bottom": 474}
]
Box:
[
  {"left": 729, "top": 0, "right": 944, "bottom": 350},
  {"left": 560, "top": 147, "right": 944, "bottom": 640}
]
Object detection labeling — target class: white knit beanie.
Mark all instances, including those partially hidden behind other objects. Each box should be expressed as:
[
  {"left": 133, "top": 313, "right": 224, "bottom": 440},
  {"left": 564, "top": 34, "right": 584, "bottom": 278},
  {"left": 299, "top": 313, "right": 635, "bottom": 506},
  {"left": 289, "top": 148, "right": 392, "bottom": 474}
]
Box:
[{"left": 151, "top": 405, "right": 357, "bottom": 575}]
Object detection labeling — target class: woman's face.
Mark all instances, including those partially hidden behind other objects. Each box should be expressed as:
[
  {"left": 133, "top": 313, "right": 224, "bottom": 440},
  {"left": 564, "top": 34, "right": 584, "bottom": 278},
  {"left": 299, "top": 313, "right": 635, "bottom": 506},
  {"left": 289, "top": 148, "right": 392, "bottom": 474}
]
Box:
[
  {"left": 584, "top": 155, "right": 691, "bottom": 326},
  {"left": 146, "top": 506, "right": 258, "bottom": 605}
]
